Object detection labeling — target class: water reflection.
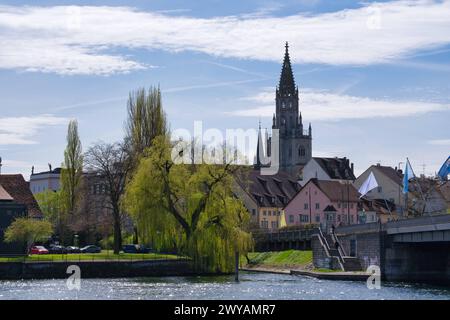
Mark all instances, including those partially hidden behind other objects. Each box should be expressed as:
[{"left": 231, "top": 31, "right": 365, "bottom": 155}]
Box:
[{"left": 0, "top": 272, "right": 449, "bottom": 300}]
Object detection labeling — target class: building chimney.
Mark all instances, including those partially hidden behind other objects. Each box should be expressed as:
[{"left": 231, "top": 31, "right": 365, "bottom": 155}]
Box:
[{"left": 351, "top": 163, "right": 354, "bottom": 173}]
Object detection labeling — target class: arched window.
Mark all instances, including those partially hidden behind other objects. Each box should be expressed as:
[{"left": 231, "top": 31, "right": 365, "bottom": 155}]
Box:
[{"left": 298, "top": 146, "right": 306, "bottom": 157}]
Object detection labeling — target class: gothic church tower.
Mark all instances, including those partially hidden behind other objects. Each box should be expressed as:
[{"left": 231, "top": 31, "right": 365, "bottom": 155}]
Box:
[{"left": 256, "top": 42, "right": 312, "bottom": 177}]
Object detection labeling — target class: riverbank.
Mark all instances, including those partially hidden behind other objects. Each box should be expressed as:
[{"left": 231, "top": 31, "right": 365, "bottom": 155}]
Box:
[
  {"left": 242, "top": 250, "right": 370, "bottom": 281},
  {"left": 0, "top": 258, "right": 198, "bottom": 280}
]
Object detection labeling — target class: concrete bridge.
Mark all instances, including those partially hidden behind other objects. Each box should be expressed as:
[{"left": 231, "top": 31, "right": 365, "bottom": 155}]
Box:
[
  {"left": 333, "top": 214, "right": 450, "bottom": 285},
  {"left": 254, "top": 214, "right": 450, "bottom": 285}
]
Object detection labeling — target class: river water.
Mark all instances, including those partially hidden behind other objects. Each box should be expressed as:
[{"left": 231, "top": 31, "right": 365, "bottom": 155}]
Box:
[{"left": 1, "top": 272, "right": 449, "bottom": 300}]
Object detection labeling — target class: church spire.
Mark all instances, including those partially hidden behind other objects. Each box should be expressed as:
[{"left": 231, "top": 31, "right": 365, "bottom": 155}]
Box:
[
  {"left": 278, "top": 42, "right": 296, "bottom": 96},
  {"left": 254, "top": 121, "right": 264, "bottom": 169}
]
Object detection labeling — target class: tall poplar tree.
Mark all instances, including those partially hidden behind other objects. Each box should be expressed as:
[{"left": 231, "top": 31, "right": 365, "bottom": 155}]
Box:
[
  {"left": 60, "top": 120, "right": 83, "bottom": 217},
  {"left": 125, "top": 86, "right": 168, "bottom": 166}
]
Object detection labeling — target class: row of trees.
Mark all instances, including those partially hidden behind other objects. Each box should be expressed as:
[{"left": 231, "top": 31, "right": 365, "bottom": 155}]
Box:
[{"left": 8, "top": 86, "right": 253, "bottom": 271}]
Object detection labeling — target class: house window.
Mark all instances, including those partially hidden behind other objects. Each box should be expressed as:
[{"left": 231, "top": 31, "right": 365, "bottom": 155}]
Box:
[
  {"left": 252, "top": 209, "right": 256, "bottom": 216},
  {"left": 315, "top": 215, "right": 320, "bottom": 223},
  {"left": 261, "top": 220, "right": 269, "bottom": 228},
  {"left": 268, "top": 211, "right": 272, "bottom": 216},
  {"left": 271, "top": 221, "right": 278, "bottom": 229},
  {"left": 315, "top": 203, "right": 320, "bottom": 210},
  {"left": 289, "top": 215, "right": 294, "bottom": 223},
  {"left": 263, "top": 210, "right": 267, "bottom": 216},
  {"left": 304, "top": 203, "right": 309, "bottom": 210},
  {"left": 300, "top": 215, "right": 309, "bottom": 223}
]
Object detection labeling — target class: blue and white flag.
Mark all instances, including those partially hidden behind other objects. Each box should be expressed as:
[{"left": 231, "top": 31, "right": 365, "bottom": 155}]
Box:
[
  {"left": 358, "top": 171, "right": 378, "bottom": 198},
  {"left": 402, "top": 159, "right": 415, "bottom": 194},
  {"left": 437, "top": 156, "right": 450, "bottom": 181}
]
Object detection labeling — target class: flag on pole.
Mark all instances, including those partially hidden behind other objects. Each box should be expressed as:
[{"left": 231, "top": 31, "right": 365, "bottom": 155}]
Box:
[
  {"left": 402, "top": 158, "right": 415, "bottom": 194},
  {"left": 437, "top": 156, "right": 450, "bottom": 181},
  {"left": 358, "top": 171, "right": 379, "bottom": 198}
]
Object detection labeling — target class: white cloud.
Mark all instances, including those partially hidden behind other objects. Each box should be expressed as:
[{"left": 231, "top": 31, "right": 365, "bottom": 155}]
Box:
[
  {"left": 1, "top": 1, "right": 450, "bottom": 74},
  {"left": 428, "top": 139, "right": 450, "bottom": 145},
  {"left": 227, "top": 88, "right": 450, "bottom": 121},
  {"left": 0, "top": 115, "right": 68, "bottom": 145}
]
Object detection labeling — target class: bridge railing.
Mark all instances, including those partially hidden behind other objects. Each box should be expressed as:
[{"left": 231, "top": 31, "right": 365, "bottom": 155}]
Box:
[
  {"left": 385, "top": 213, "right": 450, "bottom": 229},
  {"left": 252, "top": 226, "right": 318, "bottom": 242},
  {"left": 335, "top": 213, "right": 450, "bottom": 236},
  {"left": 335, "top": 222, "right": 381, "bottom": 235}
]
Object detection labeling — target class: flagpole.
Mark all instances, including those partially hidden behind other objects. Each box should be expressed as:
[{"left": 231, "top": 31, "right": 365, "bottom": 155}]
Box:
[{"left": 407, "top": 158, "right": 427, "bottom": 216}]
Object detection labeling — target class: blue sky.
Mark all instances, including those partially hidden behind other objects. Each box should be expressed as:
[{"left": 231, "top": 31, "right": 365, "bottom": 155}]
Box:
[{"left": 0, "top": 0, "right": 449, "bottom": 179}]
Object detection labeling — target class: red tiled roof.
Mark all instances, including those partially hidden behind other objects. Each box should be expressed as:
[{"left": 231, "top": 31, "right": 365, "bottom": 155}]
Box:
[
  {"left": 312, "top": 179, "right": 360, "bottom": 202},
  {"left": 313, "top": 157, "right": 356, "bottom": 180},
  {"left": 0, "top": 174, "right": 43, "bottom": 218},
  {"left": 236, "top": 169, "right": 299, "bottom": 207}
]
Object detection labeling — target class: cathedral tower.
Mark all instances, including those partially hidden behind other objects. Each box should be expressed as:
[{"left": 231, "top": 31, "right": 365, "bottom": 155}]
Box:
[{"left": 256, "top": 42, "right": 312, "bottom": 177}]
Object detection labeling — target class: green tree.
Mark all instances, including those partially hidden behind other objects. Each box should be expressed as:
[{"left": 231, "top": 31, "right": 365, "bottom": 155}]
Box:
[
  {"left": 124, "top": 136, "right": 253, "bottom": 272},
  {"left": 125, "top": 86, "right": 168, "bottom": 243},
  {"left": 4, "top": 218, "right": 53, "bottom": 253},
  {"left": 34, "top": 190, "right": 64, "bottom": 231},
  {"left": 61, "top": 119, "right": 83, "bottom": 216},
  {"left": 125, "top": 86, "right": 167, "bottom": 165}
]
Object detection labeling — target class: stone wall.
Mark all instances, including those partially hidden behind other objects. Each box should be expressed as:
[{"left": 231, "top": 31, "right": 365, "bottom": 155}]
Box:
[
  {"left": 311, "top": 235, "right": 341, "bottom": 270},
  {"left": 0, "top": 259, "right": 200, "bottom": 280},
  {"left": 337, "top": 231, "right": 382, "bottom": 271}
]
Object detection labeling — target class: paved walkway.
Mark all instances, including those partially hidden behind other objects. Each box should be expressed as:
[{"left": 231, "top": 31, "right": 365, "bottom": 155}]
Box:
[{"left": 240, "top": 266, "right": 370, "bottom": 281}]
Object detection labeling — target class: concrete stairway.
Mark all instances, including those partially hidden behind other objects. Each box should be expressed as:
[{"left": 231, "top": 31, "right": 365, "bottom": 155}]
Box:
[
  {"left": 342, "top": 257, "right": 362, "bottom": 271},
  {"left": 323, "top": 232, "right": 362, "bottom": 272}
]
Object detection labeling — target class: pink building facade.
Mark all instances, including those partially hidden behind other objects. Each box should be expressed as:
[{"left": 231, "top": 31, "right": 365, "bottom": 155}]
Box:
[{"left": 284, "top": 179, "right": 360, "bottom": 230}]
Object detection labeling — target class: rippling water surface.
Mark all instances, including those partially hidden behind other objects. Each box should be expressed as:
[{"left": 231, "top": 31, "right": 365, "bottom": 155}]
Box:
[{"left": 1, "top": 272, "right": 449, "bottom": 300}]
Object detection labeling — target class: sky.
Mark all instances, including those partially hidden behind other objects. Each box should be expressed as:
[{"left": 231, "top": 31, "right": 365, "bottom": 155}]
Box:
[{"left": 0, "top": 0, "right": 449, "bottom": 179}]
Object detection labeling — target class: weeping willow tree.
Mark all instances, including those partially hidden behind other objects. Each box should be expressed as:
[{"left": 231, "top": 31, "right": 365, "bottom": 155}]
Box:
[{"left": 124, "top": 135, "right": 253, "bottom": 272}]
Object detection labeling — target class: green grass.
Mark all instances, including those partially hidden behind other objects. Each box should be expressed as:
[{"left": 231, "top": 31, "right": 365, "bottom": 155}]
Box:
[
  {"left": 245, "top": 250, "right": 312, "bottom": 268},
  {"left": 0, "top": 250, "right": 180, "bottom": 263},
  {"left": 313, "top": 268, "right": 336, "bottom": 273}
]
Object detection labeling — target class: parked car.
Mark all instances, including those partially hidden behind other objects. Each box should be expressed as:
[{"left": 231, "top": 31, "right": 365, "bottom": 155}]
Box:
[
  {"left": 80, "top": 245, "right": 101, "bottom": 253},
  {"left": 66, "top": 246, "right": 81, "bottom": 254},
  {"left": 122, "top": 244, "right": 151, "bottom": 254},
  {"left": 47, "top": 245, "right": 67, "bottom": 254},
  {"left": 30, "top": 246, "right": 49, "bottom": 255}
]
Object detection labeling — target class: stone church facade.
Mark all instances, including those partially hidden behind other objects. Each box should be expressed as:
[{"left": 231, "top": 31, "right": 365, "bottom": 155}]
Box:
[{"left": 255, "top": 42, "right": 312, "bottom": 177}]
